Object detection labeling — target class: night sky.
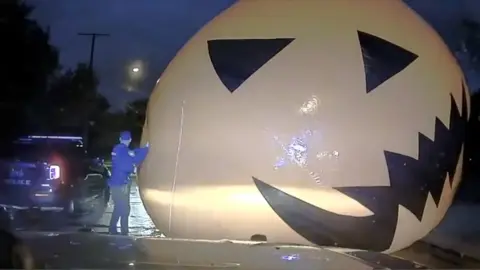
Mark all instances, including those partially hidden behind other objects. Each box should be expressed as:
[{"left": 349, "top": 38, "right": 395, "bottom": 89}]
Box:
[
  {"left": 28, "top": 0, "right": 480, "bottom": 109},
  {"left": 28, "top": 0, "right": 235, "bottom": 109}
]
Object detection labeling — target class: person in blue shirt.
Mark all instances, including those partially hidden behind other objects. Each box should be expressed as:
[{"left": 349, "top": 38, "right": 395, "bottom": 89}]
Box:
[{"left": 108, "top": 131, "right": 149, "bottom": 235}]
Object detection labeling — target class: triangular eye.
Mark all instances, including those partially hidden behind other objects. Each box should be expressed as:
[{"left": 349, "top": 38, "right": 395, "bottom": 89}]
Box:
[
  {"left": 358, "top": 31, "right": 418, "bottom": 93},
  {"left": 208, "top": 38, "right": 294, "bottom": 93}
]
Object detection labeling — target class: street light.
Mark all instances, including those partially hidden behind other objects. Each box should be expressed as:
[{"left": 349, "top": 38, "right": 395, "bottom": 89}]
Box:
[{"left": 124, "top": 60, "right": 146, "bottom": 92}]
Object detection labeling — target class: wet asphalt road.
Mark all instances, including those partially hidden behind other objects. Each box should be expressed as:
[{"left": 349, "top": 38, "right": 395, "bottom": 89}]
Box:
[
  {"left": 97, "top": 182, "right": 159, "bottom": 236},
  {"left": 6, "top": 182, "right": 158, "bottom": 236},
  {"left": 4, "top": 181, "right": 480, "bottom": 268}
]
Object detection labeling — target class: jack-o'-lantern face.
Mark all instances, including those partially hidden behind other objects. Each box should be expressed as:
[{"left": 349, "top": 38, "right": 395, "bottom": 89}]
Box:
[{"left": 139, "top": 0, "right": 469, "bottom": 253}]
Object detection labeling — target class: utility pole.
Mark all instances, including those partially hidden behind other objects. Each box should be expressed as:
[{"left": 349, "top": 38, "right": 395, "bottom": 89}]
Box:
[
  {"left": 77, "top": 32, "right": 110, "bottom": 149},
  {"left": 77, "top": 32, "right": 110, "bottom": 71}
]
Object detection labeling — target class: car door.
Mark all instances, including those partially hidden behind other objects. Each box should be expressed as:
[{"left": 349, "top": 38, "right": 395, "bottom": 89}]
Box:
[{"left": 81, "top": 158, "right": 107, "bottom": 200}]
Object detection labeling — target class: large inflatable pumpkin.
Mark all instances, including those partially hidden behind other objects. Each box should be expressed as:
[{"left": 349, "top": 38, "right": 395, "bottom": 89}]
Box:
[{"left": 138, "top": 0, "right": 469, "bottom": 253}]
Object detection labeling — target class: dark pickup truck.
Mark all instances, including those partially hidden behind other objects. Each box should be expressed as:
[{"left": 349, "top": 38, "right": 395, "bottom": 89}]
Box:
[{"left": 0, "top": 135, "right": 110, "bottom": 215}]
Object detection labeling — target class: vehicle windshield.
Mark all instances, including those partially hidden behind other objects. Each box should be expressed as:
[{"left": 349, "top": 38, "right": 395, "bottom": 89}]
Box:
[{"left": 2, "top": 0, "right": 480, "bottom": 269}]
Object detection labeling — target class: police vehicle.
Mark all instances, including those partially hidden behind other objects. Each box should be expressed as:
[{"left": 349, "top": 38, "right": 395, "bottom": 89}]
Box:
[{"left": 0, "top": 135, "right": 110, "bottom": 215}]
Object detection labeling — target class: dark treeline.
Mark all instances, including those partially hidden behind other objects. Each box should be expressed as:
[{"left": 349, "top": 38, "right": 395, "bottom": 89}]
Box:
[{"left": 0, "top": 0, "right": 146, "bottom": 157}]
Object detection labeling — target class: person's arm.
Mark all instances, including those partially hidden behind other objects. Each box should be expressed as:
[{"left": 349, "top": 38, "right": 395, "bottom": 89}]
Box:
[{"left": 132, "top": 145, "right": 149, "bottom": 166}]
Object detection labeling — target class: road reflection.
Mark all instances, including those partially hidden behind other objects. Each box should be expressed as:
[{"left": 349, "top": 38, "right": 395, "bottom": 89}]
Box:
[
  {"left": 3, "top": 182, "right": 159, "bottom": 236},
  {"left": 101, "top": 183, "right": 159, "bottom": 236},
  {"left": 3, "top": 181, "right": 478, "bottom": 268}
]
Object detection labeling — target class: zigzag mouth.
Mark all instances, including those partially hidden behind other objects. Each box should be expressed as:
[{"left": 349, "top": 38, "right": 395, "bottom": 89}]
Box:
[{"left": 253, "top": 85, "right": 468, "bottom": 252}]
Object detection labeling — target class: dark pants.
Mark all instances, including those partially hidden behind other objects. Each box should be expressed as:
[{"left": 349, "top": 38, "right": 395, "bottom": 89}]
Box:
[{"left": 109, "top": 184, "right": 131, "bottom": 235}]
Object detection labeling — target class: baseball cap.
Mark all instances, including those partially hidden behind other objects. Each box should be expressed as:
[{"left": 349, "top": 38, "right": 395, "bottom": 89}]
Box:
[{"left": 119, "top": 131, "right": 132, "bottom": 141}]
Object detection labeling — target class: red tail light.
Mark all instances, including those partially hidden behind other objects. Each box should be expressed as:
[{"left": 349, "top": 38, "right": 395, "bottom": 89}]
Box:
[
  {"left": 48, "top": 165, "right": 60, "bottom": 180},
  {"left": 48, "top": 153, "right": 66, "bottom": 183}
]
